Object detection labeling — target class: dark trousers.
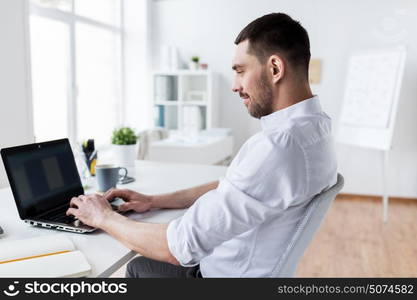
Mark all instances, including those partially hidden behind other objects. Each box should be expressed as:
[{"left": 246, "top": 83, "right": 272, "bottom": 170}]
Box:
[{"left": 125, "top": 256, "right": 202, "bottom": 278}]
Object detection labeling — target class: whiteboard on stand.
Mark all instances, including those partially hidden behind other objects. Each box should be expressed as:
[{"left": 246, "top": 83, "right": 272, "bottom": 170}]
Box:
[{"left": 337, "top": 46, "right": 406, "bottom": 150}]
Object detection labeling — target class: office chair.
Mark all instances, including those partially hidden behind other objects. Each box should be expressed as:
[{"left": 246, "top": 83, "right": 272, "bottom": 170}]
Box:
[
  {"left": 272, "top": 173, "right": 344, "bottom": 277},
  {"left": 137, "top": 128, "right": 169, "bottom": 160}
]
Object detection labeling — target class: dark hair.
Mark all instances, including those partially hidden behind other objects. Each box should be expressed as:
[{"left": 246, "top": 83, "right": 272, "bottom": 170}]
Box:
[{"left": 235, "top": 13, "right": 311, "bottom": 78}]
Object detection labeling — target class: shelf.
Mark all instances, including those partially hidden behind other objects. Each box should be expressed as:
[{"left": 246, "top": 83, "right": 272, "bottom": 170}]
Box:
[
  {"left": 154, "top": 101, "right": 179, "bottom": 106},
  {"left": 182, "top": 106, "right": 206, "bottom": 132},
  {"left": 154, "top": 101, "right": 208, "bottom": 106},
  {"left": 152, "top": 70, "right": 216, "bottom": 132},
  {"left": 181, "top": 76, "right": 207, "bottom": 101},
  {"left": 154, "top": 105, "right": 178, "bottom": 130},
  {"left": 153, "top": 69, "right": 211, "bottom": 76},
  {"left": 154, "top": 75, "right": 178, "bottom": 101},
  {"left": 182, "top": 101, "right": 208, "bottom": 106}
]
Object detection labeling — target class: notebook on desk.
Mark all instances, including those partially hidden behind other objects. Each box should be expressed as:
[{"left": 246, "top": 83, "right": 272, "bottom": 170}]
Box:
[{"left": 0, "top": 234, "right": 91, "bottom": 277}]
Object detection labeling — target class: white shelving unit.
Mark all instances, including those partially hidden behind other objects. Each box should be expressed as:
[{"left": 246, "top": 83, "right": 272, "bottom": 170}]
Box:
[
  {"left": 152, "top": 70, "right": 218, "bottom": 132},
  {"left": 150, "top": 70, "right": 233, "bottom": 165}
]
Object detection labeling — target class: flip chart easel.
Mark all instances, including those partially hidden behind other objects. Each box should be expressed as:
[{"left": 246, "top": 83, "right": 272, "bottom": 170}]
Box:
[{"left": 337, "top": 46, "right": 406, "bottom": 222}]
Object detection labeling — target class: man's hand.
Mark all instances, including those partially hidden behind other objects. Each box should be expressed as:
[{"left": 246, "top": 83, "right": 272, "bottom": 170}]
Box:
[
  {"left": 66, "top": 194, "right": 114, "bottom": 228},
  {"left": 103, "top": 188, "right": 153, "bottom": 213}
]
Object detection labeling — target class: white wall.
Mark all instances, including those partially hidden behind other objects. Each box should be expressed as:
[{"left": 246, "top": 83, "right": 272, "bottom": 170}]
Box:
[
  {"left": 151, "top": 0, "right": 417, "bottom": 198},
  {"left": 0, "top": 0, "right": 34, "bottom": 188},
  {"left": 123, "top": 0, "right": 154, "bottom": 131}
]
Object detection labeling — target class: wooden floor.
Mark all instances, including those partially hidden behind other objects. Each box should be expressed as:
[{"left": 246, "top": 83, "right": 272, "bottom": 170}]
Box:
[{"left": 297, "top": 195, "right": 417, "bottom": 277}]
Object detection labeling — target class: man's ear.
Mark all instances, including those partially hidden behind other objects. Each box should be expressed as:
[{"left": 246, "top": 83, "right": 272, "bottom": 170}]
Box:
[{"left": 268, "top": 55, "right": 285, "bottom": 84}]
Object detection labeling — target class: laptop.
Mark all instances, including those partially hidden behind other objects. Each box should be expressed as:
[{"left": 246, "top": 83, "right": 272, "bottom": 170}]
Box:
[{"left": 1, "top": 138, "right": 123, "bottom": 233}]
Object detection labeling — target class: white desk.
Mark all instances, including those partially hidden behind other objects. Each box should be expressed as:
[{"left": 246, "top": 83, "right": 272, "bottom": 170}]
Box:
[
  {"left": 0, "top": 160, "right": 227, "bottom": 277},
  {"left": 148, "top": 134, "right": 234, "bottom": 165}
]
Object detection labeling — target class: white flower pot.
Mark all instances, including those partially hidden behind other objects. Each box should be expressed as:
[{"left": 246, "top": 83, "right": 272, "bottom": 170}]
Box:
[
  {"left": 189, "top": 61, "right": 199, "bottom": 70},
  {"left": 112, "top": 144, "right": 138, "bottom": 168}
]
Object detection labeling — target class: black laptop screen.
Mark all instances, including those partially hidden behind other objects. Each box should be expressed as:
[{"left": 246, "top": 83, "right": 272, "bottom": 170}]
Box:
[{"left": 1, "top": 139, "right": 84, "bottom": 219}]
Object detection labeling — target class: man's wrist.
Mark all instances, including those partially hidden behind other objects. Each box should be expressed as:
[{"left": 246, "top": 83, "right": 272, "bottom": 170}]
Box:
[
  {"left": 97, "top": 209, "right": 118, "bottom": 229},
  {"left": 148, "top": 194, "right": 158, "bottom": 209}
]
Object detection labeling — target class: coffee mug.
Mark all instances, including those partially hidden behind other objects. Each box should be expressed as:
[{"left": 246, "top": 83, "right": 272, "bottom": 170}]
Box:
[{"left": 95, "top": 164, "right": 128, "bottom": 192}]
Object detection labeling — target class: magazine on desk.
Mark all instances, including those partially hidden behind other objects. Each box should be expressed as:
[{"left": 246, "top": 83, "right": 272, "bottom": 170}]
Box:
[{"left": 0, "top": 234, "right": 91, "bottom": 277}]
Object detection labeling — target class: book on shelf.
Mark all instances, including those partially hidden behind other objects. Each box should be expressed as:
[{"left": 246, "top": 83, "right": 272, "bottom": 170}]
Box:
[
  {"left": 155, "top": 105, "right": 165, "bottom": 127},
  {"left": 0, "top": 234, "right": 91, "bottom": 277}
]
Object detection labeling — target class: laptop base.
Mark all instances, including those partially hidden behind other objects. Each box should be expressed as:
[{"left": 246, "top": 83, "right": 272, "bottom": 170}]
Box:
[{"left": 24, "top": 219, "right": 95, "bottom": 234}]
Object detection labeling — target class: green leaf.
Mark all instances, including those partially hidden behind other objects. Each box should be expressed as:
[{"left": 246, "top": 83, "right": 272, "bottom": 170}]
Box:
[{"left": 111, "top": 127, "right": 138, "bottom": 145}]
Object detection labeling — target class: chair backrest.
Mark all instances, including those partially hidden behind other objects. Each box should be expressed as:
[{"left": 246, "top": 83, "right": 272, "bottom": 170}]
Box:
[
  {"left": 137, "top": 128, "right": 169, "bottom": 160},
  {"left": 272, "top": 173, "right": 344, "bottom": 277}
]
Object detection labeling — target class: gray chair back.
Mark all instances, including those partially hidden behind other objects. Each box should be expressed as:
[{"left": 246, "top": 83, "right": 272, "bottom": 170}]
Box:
[
  {"left": 273, "top": 173, "right": 344, "bottom": 277},
  {"left": 137, "top": 128, "right": 169, "bottom": 160}
]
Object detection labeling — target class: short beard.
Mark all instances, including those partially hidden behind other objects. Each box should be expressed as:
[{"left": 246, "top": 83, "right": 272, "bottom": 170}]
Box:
[{"left": 248, "top": 71, "right": 274, "bottom": 119}]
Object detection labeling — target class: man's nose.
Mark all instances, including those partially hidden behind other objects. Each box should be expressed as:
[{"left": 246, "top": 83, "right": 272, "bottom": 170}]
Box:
[{"left": 232, "top": 79, "right": 241, "bottom": 93}]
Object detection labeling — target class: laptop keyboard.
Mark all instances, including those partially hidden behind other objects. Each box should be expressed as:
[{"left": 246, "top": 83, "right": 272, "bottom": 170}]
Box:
[
  {"left": 41, "top": 207, "right": 76, "bottom": 224},
  {"left": 51, "top": 214, "right": 76, "bottom": 224}
]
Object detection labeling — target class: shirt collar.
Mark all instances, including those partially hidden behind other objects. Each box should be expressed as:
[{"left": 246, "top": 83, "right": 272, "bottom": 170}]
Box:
[{"left": 260, "top": 95, "right": 322, "bottom": 131}]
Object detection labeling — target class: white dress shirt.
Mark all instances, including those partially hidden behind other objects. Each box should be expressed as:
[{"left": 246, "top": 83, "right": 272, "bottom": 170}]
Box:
[{"left": 167, "top": 96, "right": 337, "bottom": 277}]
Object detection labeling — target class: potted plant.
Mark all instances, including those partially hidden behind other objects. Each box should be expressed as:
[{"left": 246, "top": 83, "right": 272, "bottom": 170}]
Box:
[
  {"left": 189, "top": 56, "right": 200, "bottom": 70},
  {"left": 111, "top": 127, "right": 138, "bottom": 168}
]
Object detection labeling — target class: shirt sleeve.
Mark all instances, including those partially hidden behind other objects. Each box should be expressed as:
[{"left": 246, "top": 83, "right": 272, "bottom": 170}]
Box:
[
  {"left": 167, "top": 178, "right": 283, "bottom": 266},
  {"left": 166, "top": 132, "right": 308, "bottom": 267}
]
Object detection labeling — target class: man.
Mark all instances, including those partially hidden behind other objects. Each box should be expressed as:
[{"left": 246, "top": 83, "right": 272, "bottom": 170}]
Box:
[{"left": 67, "top": 13, "right": 337, "bottom": 278}]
